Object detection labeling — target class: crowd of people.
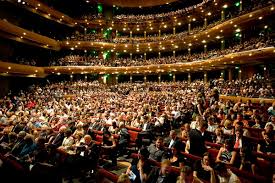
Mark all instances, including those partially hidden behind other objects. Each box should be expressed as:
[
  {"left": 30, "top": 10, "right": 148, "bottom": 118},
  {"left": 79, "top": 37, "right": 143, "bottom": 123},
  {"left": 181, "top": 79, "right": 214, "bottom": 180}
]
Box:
[
  {"left": 0, "top": 75, "right": 274, "bottom": 182},
  {"left": 50, "top": 37, "right": 273, "bottom": 67}
]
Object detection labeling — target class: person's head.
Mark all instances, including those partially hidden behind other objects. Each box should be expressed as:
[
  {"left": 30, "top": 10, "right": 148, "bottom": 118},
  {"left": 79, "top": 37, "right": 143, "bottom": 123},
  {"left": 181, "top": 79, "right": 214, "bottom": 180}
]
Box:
[
  {"left": 171, "top": 141, "right": 181, "bottom": 155},
  {"left": 214, "top": 162, "right": 228, "bottom": 177},
  {"left": 202, "top": 152, "right": 210, "bottom": 166},
  {"left": 215, "top": 127, "right": 223, "bottom": 136},
  {"left": 265, "top": 124, "right": 274, "bottom": 133},
  {"left": 117, "top": 173, "right": 131, "bottom": 183},
  {"left": 138, "top": 146, "right": 150, "bottom": 160},
  {"left": 76, "top": 123, "right": 83, "bottom": 130},
  {"left": 178, "top": 166, "right": 193, "bottom": 183},
  {"left": 198, "top": 121, "right": 208, "bottom": 132},
  {"left": 184, "top": 123, "right": 190, "bottom": 131},
  {"left": 83, "top": 135, "right": 92, "bottom": 145},
  {"left": 18, "top": 131, "right": 26, "bottom": 140},
  {"left": 207, "top": 116, "right": 215, "bottom": 125},
  {"left": 160, "top": 159, "right": 171, "bottom": 175},
  {"left": 235, "top": 128, "right": 243, "bottom": 138},
  {"left": 169, "top": 130, "right": 177, "bottom": 140},
  {"left": 64, "top": 129, "right": 72, "bottom": 137},
  {"left": 224, "top": 139, "right": 233, "bottom": 151},
  {"left": 237, "top": 114, "right": 243, "bottom": 121},
  {"left": 24, "top": 134, "right": 34, "bottom": 145},
  {"left": 235, "top": 122, "right": 244, "bottom": 130},
  {"left": 155, "top": 137, "right": 164, "bottom": 149},
  {"left": 271, "top": 115, "right": 275, "bottom": 123}
]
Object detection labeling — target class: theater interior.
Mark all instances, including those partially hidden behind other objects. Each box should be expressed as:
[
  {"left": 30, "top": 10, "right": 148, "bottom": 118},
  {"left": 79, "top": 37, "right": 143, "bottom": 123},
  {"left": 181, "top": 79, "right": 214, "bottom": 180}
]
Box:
[{"left": 0, "top": 0, "right": 274, "bottom": 183}]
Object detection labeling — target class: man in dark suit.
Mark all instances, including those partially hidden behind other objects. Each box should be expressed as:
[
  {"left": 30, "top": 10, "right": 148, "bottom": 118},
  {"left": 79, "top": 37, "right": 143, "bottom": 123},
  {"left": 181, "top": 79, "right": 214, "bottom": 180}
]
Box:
[
  {"left": 230, "top": 127, "right": 250, "bottom": 151},
  {"left": 188, "top": 121, "right": 208, "bottom": 157},
  {"left": 164, "top": 130, "right": 185, "bottom": 151}
]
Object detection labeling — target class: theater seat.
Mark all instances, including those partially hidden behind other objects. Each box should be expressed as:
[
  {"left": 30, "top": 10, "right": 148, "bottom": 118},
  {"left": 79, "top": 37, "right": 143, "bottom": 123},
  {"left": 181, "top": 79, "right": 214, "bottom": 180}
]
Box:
[{"left": 97, "top": 168, "right": 118, "bottom": 183}]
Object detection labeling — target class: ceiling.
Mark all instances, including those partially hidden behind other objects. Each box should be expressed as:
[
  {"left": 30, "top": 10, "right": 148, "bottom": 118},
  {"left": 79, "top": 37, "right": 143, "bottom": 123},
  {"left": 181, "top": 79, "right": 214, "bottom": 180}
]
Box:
[{"left": 96, "top": 0, "right": 179, "bottom": 8}]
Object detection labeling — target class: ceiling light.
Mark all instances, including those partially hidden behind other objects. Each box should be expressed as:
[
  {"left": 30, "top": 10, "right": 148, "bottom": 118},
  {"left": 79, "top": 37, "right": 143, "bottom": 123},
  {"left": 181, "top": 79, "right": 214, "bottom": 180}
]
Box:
[
  {"left": 207, "top": 12, "right": 211, "bottom": 16},
  {"left": 216, "top": 36, "right": 221, "bottom": 39},
  {"left": 249, "top": 14, "right": 253, "bottom": 17},
  {"left": 264, "top": 25, "right": 268, "bottom": 29},
  {"left": 202, "top": 40, "right": 206, "bottom": 43},
  {"left": 8, "top": 67, "right": 11, "bottom": 70},
  {"left": 178, "top": 22, "right": 181, "bottom": 25},
  {"left": 192, "top": 18, "right": 196, "bottom": 21},
  {"left": 223, "top": 4, "right": 228, "bottom": 8},
  {"left": 236, "top": 28, "right": 241, "bottom": 32},
  {"left": 259, "top": 16, "right": 263, "bottom": 20}
]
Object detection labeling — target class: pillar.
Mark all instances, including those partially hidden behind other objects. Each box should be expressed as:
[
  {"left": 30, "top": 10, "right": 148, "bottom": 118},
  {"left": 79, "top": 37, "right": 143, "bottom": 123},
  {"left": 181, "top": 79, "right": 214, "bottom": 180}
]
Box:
[
  {"left": 130, "top": 53, "right": 132, "bottom": 60},
  {"left": 173, "top": 74, "right": 176, "bottom": 82},
  {"left": 188, "top": 73, "right": 191, "bottom": 83},
  {"left": 238, "top": 69, "right": 242, "bottom": 80},
  {"left": 204, "top": 44, "right": 207, "bottom": 53},
  {"left": 221, "top": 10, "right": 225, "bottom": 21},
  {"left": 221, "top": 70, "right": 225, "bottom": 79},
  {"left": 115, "top": 30, "right": 118, "bottom": 38},
  {"left": 173, "top": 27, "right": 176, "bottom": 35},
  {"left": 188, "top": 48, "right": 191, "bottom": 55},
  {"left": 158, "top": 52, "right": 161, "bottom": 59},
  {"left": 228, "top": 68, "right": 232, "bottom": 81},
  {"left": 221, "top": 39, "right": 225, "bottom": 50},
  {"left": 144, "top": 75, "right": 147, "bottom": 83},
  {"left": 204, "top": 72, "right": 207, "bottom": 83},
  {"left": 144, "top": 31, "right": 146, "bottom": 38},
  {"left": 188, "top": 23, "right": 191, "bottom": 33},
  {"left": 173, "top": 50, "right": 176, "bottom": 57},
  {"left": 204, "top": 18, "right": 207, "bottom": 28},
  {"left": 101, "top": 28, "right": 104, "bottom": 37},
  {"left": 85, "top": 75, "right": 87, "bottom": 81},
  {"left": 158, "top": 30, "right": 161, "bottom": 37},
  {"left": 115, "top": 75, "right": 119, "bottom": 84},
  {"left": 84, "top": 28, "right": 87, "bottom": 35},
  {"left": 144, "top": 53, "right": 147, "bottom": 60},
  {"left": 130, "top": 75, "right": 133, "bottom": 83},
  {"left": 239, "top": 1, "right": 243, "bottom": 12},
  {"left": 158, "top": 74, "right": 161, "bottom": 83},
  {"left": 130, "top": 31, "right": 132, "bottom": 38}
]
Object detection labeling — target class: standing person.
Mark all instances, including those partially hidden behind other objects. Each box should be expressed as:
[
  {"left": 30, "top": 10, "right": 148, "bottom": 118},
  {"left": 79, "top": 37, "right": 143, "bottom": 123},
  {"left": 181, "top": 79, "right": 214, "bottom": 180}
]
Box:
[{"left": 188, "top": 121, "right": 208, "bottom": 157}]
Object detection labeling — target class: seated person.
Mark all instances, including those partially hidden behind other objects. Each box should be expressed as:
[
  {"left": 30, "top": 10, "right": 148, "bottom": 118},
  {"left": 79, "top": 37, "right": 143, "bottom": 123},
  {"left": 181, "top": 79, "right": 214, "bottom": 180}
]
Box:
[
  {"left": 126, "top": 147, "right": 152, "bottom": 183},
  {"left": 168, "top": 142, "right": 185, "bottom": 168},
  {"left": 214, "top": 162, "right": 241, "bottom": 183},
  {"left": 193, "top": 152, "right": 216, "bottom": 183},
  {"left": 257, "top": 131, "right": 275, "bottom": 155},
  {"left": 58, "top": 129, "right": 74, "bottom": 152},
  {"left": 148, "top": 137, "right": 166, "bottom": 162},
  {"left": 180, "top": 123, "right": 190, "bottom": 141},
  {"left": 239, "top": 146, "right": 256, "bottom": 175},
  {"left": 147, "top": 159, "right": 177, "bottom": 183},
  {"left": 213, "top": 127, "right": 225, "bottom": 145},
  {"left": 117, "top": 174, "right": 131, "bottom": 183},
  {"left": 216, "top": 139, "right": 237, "bottom": 165},
  {"left": 176, "top": 166, "right": 193, "bottom": 183}
]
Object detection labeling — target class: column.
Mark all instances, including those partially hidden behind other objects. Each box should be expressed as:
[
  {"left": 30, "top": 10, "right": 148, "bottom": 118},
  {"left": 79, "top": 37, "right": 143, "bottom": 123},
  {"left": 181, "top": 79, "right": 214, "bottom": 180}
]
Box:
[
  {"left": 144, "top": 75, "right": 147, "bottom": 83},
  {"left": 204, "top": 72, "right": 207, "bottom": 83},
  {"left": 188, "top": 73, "right": 191, "bottom": 83},
  {"left": 115, "top": 30, "right": 118, "bottom": 38},
  {"left": 158, "top": 74, "right": 161, "bottom": 83},
  {"left": 84, "top": 75, "right": 87, "bottom": 81},
  {"left": 238, "top": 68, "right": 242, "bottom": 80},
  {"left": 130, "top": 75, "right": 133, "bottom": 83},
  {"left": 130, "top": 31, "right": 132, "bottom": 39},
  {"left": 130, "top": 53, "right": 132, "bottom": 60},
  {"left": 204, "top": 18, "right": 207, "bottom": 28},
  {"left": 144, "top": 31, "right": 146, "bottom": 38},
  {"left": 173, "top": 27, "right": 176, "bottom": 35},
  {"left": 221, "top": 70, "right": 225, "bottom": 79},
  {"left": 188, "top": 23, "right": 191, "bottom": 33},
  {"left": 144, "top": 53, "right": 147, "bottom": 60},
  {"left": 228, "top": 68, "right": 232, "bottom": 81},
  {"left": 115, "top": 75, "right": 119, "bottom": 84},
  {"left": 221, "top": 10, "right": 225, "bottom": 21},
  {"left": 188, "top": 48, "right": 191, "bottom": 55},
  {"left": 158, "top": 30, "right": 161, "bottom": 37},
  {"left": 173, "top": 74, "right": 176, "bottom": 82},
  {"left": 221, "top": 39, "right": 225, "bottom": 50},
  {"left": 204, "top": 44, "right": 207, "bottom": 53},
  {"left": 70, "top": 75, "right": 73, "bottom": 81},
  {"left": 101, "top": 28, "right": 104, "bottom": 37},
  {"left": 239, "top": 1, "right": 243, "bottom": 12},
  {"left": 158, "top": 52, "right": 161, "bottom": 59},
  {"left": 173, "top": 50, "right": 176, "bottom": 57},
  {"left": 84, "top": 28, "right": 87, "bottom": 35}
]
